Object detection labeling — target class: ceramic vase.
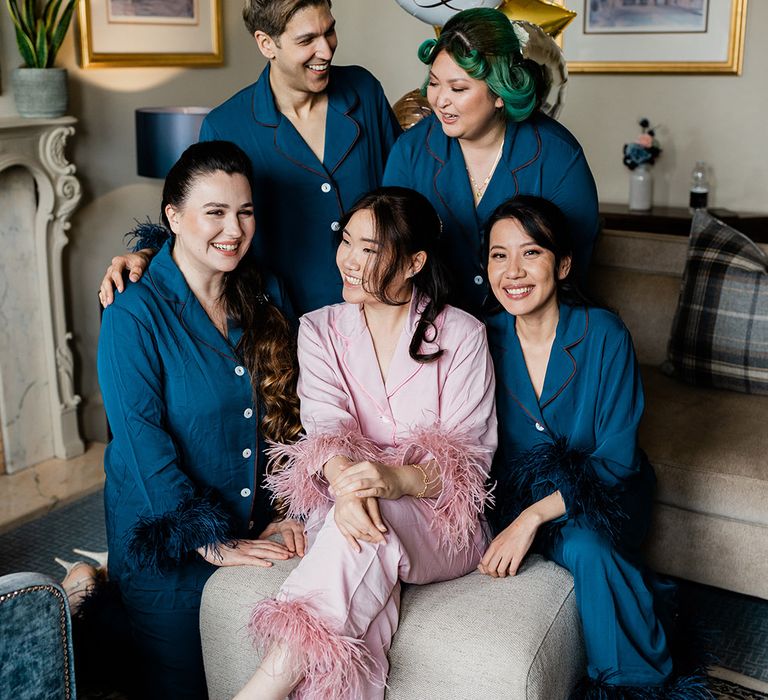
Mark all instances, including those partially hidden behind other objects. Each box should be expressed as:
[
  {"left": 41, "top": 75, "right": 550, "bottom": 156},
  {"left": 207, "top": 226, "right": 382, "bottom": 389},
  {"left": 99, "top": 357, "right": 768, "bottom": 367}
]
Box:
[
  {"left": 12, "top": 67, "right": 68, "bottom": 119},
  {"left": 628, "top": 163, "right": 653, "bottom": 211}
]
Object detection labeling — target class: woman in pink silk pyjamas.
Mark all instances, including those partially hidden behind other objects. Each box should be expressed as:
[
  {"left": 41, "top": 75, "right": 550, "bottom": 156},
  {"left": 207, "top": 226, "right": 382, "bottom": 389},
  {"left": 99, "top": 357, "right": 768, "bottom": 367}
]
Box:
[{"left": 236, "top": 187, "right": 497, "bottom": 700}]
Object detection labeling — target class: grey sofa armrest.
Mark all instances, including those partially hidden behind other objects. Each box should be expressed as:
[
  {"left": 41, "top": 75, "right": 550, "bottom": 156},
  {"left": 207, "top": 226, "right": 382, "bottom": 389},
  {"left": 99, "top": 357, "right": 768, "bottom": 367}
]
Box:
[{"left": 0, "top": 572, "right": 76, "bottom": 700}]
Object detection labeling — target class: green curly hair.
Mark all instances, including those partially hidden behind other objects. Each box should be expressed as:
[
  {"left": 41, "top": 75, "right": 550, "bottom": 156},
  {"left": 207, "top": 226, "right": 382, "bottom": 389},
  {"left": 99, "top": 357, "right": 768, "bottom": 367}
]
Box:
[{"left": 418, "top": 8, "right": 539, "bottom": 123}]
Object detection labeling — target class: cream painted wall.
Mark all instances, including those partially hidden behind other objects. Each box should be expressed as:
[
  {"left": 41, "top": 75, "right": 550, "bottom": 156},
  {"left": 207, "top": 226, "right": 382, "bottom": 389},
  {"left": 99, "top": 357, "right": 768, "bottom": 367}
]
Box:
[
  {"left": 0, "top": 5, "right": 263, "bottom": 441},
  {"left": 1, "top": 1, "right": 765, "bottom": 442}
]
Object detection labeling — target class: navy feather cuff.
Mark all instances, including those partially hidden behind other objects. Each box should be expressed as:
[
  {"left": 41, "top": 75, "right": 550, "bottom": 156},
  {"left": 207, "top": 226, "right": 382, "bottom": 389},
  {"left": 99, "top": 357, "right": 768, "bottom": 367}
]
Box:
[
  {"left": 492, "top": 437, "right": 627, "bottom": 542},
  {"left": 124, "top": 221, "right": 171, "bottom": 253},
  {"left": 569, "top": 669, "right": 713, "bottom": 699},
  {"left": 127, "top": 489, "right": 235, "bottom": 573}
]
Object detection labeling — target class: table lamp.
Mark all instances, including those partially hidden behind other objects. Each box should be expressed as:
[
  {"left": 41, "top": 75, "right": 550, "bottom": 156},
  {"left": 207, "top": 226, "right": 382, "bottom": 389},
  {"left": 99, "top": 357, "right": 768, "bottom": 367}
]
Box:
[{"left": 135, "top": 106, "right": 211, "bottom": 178}]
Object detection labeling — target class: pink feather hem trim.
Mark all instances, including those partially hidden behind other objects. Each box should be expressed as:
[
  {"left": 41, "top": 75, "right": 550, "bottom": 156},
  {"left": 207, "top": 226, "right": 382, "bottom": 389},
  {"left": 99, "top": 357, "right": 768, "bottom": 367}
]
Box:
[
  {"left": 265, "top": 429, "right": 381, "bottom": 519},
  {"left": 392, "top": 425, "right": 494, "bottom": 554},
  {"left": 248, "top": 598, "right": 385, "bottom": 700}
]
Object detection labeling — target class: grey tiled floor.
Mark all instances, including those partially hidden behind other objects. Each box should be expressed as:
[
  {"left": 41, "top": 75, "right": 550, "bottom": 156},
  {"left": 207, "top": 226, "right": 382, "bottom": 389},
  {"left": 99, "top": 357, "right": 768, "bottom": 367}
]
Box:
[
  {"left": 0, "top": 492, "right": 107, "bottom": 579},
  {"left": 1, "top": 492, "right": 767, "bottom": 684}
]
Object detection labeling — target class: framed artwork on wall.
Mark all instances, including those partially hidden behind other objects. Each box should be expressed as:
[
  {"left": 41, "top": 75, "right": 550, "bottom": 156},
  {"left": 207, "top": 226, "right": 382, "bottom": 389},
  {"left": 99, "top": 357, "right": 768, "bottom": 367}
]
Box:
[
  {"left": 558, "top": 0, "right": 748, "bottom": 74},
  {"left": 78, "top": 0, "right": 223, "bottom": 68}
]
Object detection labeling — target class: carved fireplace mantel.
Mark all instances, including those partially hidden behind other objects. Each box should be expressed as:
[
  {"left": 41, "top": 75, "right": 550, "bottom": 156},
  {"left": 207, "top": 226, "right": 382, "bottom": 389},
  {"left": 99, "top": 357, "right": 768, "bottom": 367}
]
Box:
[{"left": 0, "top": 116, "right": 84, "bottom": 473}]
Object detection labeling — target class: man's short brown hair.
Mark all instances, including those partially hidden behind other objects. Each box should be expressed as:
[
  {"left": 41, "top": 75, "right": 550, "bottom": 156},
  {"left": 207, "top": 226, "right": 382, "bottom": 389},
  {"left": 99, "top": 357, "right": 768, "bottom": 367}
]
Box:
[{"left": 243, "top": 0, "right": 332, "bottom": 38}]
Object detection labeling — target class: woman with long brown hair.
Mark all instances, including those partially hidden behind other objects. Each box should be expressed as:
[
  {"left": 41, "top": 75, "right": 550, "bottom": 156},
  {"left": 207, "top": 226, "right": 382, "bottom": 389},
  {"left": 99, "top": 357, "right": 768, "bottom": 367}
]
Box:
[{"left": 97, "top": 140, "right": 304, "bottom": 699}]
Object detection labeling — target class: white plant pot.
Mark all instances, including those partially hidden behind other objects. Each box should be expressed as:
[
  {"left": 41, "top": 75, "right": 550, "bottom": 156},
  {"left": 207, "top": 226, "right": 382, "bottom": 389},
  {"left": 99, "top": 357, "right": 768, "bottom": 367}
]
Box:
[{"left": 12, "top": 67, "right": 68, "bottom": 119}]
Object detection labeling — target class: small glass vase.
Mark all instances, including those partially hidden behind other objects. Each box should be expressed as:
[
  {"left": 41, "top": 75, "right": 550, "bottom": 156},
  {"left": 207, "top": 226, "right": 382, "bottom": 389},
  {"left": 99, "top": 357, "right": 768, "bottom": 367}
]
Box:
[{"left": 628, "top": 163, "right": 653, "bottom": 211}]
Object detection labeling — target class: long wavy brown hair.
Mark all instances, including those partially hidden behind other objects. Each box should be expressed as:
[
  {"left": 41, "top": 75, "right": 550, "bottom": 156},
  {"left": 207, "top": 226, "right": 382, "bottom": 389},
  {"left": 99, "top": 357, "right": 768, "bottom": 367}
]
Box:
[{"left": 222, "top": 260, "right": 302, "bottom": 449}]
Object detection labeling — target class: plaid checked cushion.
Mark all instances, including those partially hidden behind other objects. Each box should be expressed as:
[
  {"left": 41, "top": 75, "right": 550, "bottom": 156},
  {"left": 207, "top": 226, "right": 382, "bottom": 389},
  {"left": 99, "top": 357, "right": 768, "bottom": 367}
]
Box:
[{"left": 667, "top": 211, "right": 768, "bottom": 394}]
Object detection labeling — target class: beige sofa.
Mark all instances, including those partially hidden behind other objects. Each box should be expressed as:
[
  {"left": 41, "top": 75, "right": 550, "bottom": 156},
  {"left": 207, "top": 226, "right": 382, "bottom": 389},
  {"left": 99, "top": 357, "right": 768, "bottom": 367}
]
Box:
[
  {"left": 199, "top": 225, "right": 768, "bottom": 698},
  {"left": 200, "top": 555, "right": 584, "bottom": 699},
  {"left": 591, "top": 226, "right": 768, "bottom": 601}
]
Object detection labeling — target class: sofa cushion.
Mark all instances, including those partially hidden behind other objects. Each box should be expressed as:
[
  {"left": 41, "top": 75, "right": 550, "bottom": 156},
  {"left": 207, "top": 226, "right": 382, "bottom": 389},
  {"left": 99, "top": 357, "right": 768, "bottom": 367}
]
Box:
[
  {"left": 200, "top": 555, "right": 584, "bottom": 700},
  {"left": 640, "top": 366, "right": 768, "bottom": 526},
  {"left": 666, "top": 210, "right": 768, "bottom": 394}
]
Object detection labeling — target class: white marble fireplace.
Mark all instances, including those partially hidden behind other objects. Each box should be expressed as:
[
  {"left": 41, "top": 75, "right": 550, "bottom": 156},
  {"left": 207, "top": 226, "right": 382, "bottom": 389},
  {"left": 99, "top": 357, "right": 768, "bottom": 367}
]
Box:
[{"left": 0, "top": 117, "right": 84, "bottom": 474}]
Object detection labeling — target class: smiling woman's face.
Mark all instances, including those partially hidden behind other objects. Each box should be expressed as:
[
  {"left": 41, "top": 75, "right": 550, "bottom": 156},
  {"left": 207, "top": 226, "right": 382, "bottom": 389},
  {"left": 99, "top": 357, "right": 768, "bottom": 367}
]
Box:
[
  {"left": 426, "top": 50, "right": 504, "bottom": 142},
  {"left": 487, "top": 217, "right": 570, "bottom": 319},
  {"left": 335, "top": 208, "right": 416, "bottom": 306},
  {"left": 165, "top": 170, "right": 255, "bottom": 278}
]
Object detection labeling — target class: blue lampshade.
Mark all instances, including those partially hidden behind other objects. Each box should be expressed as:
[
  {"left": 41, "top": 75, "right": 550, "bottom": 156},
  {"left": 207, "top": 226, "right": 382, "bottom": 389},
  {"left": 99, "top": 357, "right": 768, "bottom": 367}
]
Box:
[{"left": 135, "top": 107, "right": 211, "bottom": 179}]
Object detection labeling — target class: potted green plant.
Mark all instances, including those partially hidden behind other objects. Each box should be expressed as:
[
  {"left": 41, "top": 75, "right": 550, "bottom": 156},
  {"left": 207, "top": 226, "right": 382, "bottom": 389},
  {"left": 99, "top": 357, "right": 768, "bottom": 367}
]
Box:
[{"left": 6, "top": 0, "right": 78, "bottom": 118}]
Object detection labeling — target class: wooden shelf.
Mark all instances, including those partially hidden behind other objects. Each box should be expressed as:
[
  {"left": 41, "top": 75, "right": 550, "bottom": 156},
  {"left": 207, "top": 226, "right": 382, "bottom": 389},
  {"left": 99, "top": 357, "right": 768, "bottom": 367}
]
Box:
[{"left": 600, "top": 203, "right": 768, "bottom": 243}]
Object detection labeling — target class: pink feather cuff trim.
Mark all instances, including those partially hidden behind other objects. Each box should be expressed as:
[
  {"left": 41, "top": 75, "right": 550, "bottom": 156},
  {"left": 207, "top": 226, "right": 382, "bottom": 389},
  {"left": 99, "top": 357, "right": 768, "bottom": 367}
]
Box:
[
  {"left": 394, "top": 425, "right": 494, "bottom": 554},
  {"left": 265, "top": 430, "right": 380, "bottom": 519},
  {"left": 249, "top": 598, "right": 385, "bottom": 700}
]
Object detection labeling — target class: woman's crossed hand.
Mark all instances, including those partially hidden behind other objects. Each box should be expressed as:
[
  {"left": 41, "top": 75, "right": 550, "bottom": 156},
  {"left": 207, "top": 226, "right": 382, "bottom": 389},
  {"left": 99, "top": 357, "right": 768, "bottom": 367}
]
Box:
[
  {"left": 329, "top": 460, "right": 404, "bottom": 500},
  {"left": 196, "top": 518, "right": 307, "bottom": 567},
  {"left": 197, "top": 539, "right": 293, "bottom": 568},
  {"left": 333, "top": 494, "right": 388, "bottom": 553},
  {"left": 259, "top": 518, "right": 307, "bottom": 557}
]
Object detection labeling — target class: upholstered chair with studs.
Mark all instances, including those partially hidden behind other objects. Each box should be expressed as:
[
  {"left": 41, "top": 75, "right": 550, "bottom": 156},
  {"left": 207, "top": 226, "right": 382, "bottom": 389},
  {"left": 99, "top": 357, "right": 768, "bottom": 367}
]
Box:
[{"left": 0, "top": 572, "right": 76, "bottom": 700}]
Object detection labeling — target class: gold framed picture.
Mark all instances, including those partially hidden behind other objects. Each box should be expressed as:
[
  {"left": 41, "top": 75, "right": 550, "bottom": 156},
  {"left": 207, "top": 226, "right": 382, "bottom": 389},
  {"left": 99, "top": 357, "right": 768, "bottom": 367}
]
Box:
[
  {"left": 559, "top": 0, "right": 748, "bottom": 74},
  {"left": 78, "top": 0, "right": 223, "bottom": 68}
]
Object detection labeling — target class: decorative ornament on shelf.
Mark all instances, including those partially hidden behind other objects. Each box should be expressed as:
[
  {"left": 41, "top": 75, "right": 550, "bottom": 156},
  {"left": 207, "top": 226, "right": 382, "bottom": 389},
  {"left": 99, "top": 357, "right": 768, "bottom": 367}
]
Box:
[
  {"left": 623, "top": 117, "right": 662, "bottom": 170},
  {"left": 393, "top": 0, "right": 500, "bottom": 27},
  {"left": 497, "top": 0, "right": 577, "bottom": 38},
  {"left": 6, "top": 0, "right": 79, "bottom": 118},
  {"left": 624, "top": 118, "right": 662, "bottom": 211}
]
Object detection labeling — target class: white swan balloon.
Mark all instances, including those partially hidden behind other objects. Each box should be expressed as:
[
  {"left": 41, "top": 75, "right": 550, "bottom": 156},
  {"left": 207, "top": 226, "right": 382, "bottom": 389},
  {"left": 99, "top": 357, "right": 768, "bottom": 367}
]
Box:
[{"left": 394, "top": 0, "right": 501, "bottom": 27}]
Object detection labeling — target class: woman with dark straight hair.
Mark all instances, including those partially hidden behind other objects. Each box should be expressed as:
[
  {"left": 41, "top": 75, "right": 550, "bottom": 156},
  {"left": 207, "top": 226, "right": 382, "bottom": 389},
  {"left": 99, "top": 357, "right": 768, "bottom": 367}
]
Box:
[
  {"left": 97, "top": 140, "right": 304, "bottom": 699},
  {"left": 336, "top": 186, "right": 453, "bottom": 362},
  {"left": 481, "top": 195, "right": 710, "bottom": 699},
  {"left": 236, "top": 186, "right": 497, "bottom": 700}
]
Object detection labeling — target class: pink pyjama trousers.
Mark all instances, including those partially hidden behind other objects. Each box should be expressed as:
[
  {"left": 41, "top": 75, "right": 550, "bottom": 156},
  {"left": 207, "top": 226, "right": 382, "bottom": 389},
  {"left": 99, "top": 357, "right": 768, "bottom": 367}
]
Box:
[{"left": 249, "top": 496, "right": 488, "bottom": 699}]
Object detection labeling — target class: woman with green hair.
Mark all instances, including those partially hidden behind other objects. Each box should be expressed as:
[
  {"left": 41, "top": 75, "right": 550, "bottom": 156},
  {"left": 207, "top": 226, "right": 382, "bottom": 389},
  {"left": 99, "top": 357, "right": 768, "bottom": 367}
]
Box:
[{"left": 383, "top": 7, "right": 599, "bottom": 315}]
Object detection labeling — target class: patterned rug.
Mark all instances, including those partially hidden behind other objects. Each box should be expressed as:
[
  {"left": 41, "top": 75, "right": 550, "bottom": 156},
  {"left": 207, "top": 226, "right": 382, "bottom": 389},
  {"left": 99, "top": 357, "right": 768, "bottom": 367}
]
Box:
[
  {"left": 712, "top": 678, "right": 768, "bottom": 699},
  {"left": 710, "top": 668, "right": 768, "bottom": 700}
]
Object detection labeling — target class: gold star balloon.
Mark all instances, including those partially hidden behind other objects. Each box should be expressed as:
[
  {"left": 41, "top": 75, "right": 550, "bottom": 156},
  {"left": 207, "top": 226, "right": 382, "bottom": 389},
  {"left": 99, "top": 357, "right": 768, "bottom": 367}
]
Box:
[{"left": 497, "top": 0, "right": 576, "bottom": 38}]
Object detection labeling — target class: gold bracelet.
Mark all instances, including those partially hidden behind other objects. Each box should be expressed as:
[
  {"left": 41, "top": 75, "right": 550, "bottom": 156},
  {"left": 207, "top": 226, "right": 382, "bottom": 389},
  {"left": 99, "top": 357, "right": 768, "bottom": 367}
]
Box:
[{"left": 411, "top": 463, "right": 429, "bottom": 498}]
